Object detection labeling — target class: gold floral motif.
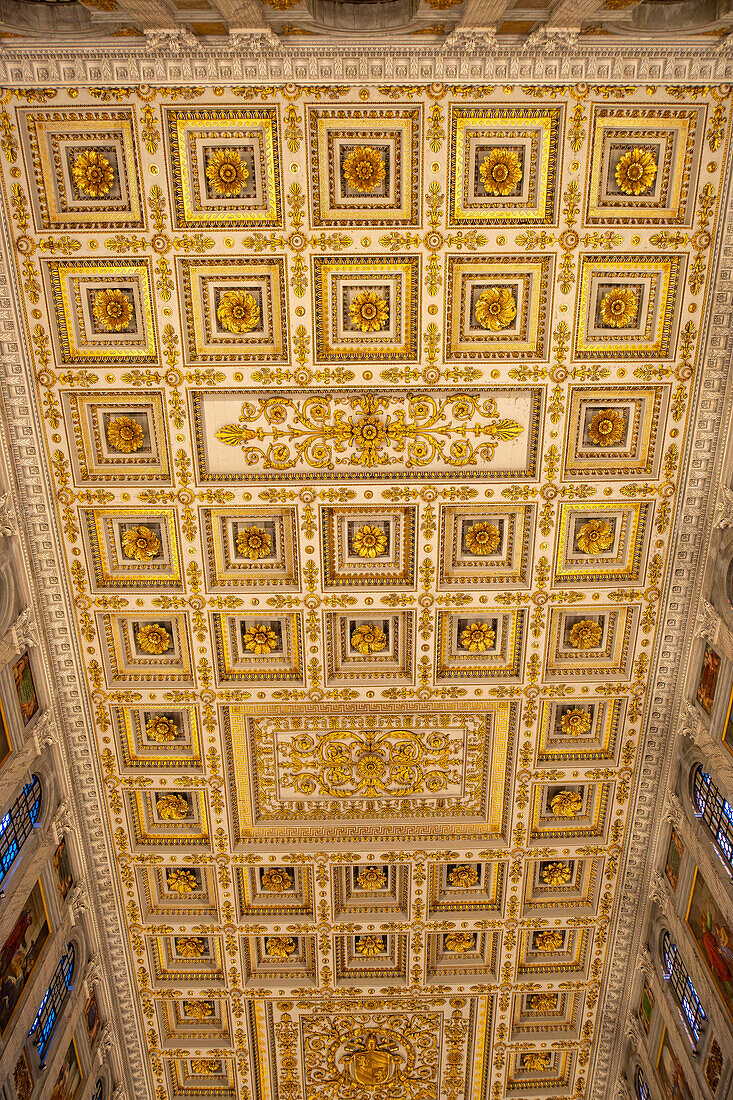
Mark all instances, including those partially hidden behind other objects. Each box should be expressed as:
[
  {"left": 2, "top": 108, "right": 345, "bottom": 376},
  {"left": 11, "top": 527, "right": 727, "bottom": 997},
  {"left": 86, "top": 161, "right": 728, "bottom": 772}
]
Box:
[
  {"left": 448, "top": 864, "right": 480, "bottom": 888},
  {"left": 92, "top": 288, "right": 133, "bottom": 332},
  {"left": 528, "top": 993, "right": 558, "bottom": 1012},
  {"left": 183, "top": 999, "right": 214, "bottom": 1020},
  {"left": 587, "top": 408, "right": 627, "bottom": 446},
  {"left": 342, "top": 146, "right": 386, "bottom": 193},
  {"left": 576, "top": 519, "right": 613, "bottom": 554},
  {"left": 599, "top": 286, "right": 639, "bottom": 328},
  {"left": 265, "top": 935, "right": 297, "bottom": 958},
  {"left": 166, "top": 868, "right": 198, "bottom": 894},
  {"left": 351, "top": 623, "right": 387, "bottom": 655},
  {"left": 261, "top": 866, "right": 293, "bottom": 892},
  {"left": 175, "top": 936, "right": 206, "bottom": 958},
  {"left": 568, "top": 619, "right": 603, "bottom": 650},
  {"left": 349, "top": 290, "right": 389, "bottom": 333},
  {"left": 560, "top": 708, "right": 592, "bottom": 737},
  {"left": 136, "top": 622, "right": 172, "bottom": 654},
  {"left": 356, "top": 866, "right": 388, "bottom": 890},
  {"left": 146, "top": 715, "right": 179, "bottom": 742},
  {"left": 242, "top": 624, "right": 279, "bottom": 654},
  {"left": 191, "top": 1059, "right": 221, "bottom": 1075},
  {"left": 459, "top": 621, "right": 496, "bottom": 652},
  {"left": 615, "top": 147, "right": 658, "bottom": 195},
  {"left": 475, "top": 287, "right": 516, "bottom": 331},
  {"left": 533, "top": 929, "right": 564, "bottom": 952},
  {"left": 522, "top": 1053, "right": 552, "bottom": 1072},
  {"left": 478, "top": 148, "right": 522, "bottom": 196},
  {"left": 550, "top": 789, "right": 584, "bottom": 817},
  {"left": 216, "top": 392, "right": 523, "bottom": 472},
  {"left": 465, "top": 521, "right": 501, "bottom": 555},
  {"left": 355, "top": 934, "right": 386, "bottom": 956},
  {"left": 541, "top": 861, "right": 572, "bottom": 886},
  {"left": 106, "top": 415, "right": 144, "bottom": 453},
  {"left": 235, "top": 526, "right": 272, "bottom": 560},
  {"left": 121, "top": 525, "right": 161, "bottom": 561},
  {"left": 217, "top": 290, "right": 260, "bottom": 334},
  {"left": 352, "top": 524, "right": 388, "bottom": 558},
  {"left": 156, "top": 793, "right": 190, "bottom": 820},
  {"left": 205, "top": 148, "right": 249, "bottom": 197},
  {"left": 72, "top": 149, "right": 115, "bottom": 198},
  {"left": 443, "top": 931, "right": 476, "bottom": 953}
]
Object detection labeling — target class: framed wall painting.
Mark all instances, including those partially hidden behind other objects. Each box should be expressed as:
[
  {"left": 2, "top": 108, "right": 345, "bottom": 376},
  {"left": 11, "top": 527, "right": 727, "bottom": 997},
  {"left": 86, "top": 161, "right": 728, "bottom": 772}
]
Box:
[
  {"left": 685, "top": 865, "right": 733, "bottom": 1023},
  {"left": 85, "top": 989, "right": 100, "bottom": 1046},
  {"left": 656, "top": 1027, "right": 695, "bottom": 1100},
  {"left": 53, "top": 837, "right": 73, "bottom": 902},
  {"left": 696, "top": 643, "right": 721, "bottom": 716},
  {"left": 640, "top": 982, "right": 654, "bottom": 1034},
  {"left": 12, "top": 652, "right": 38, "bottom": 726},
  {"left": 704, "top": 1038, "right": 724, "bottom": 1096},
  {"left": 0, "top": 880, "right": 51, "bottom": 1035},
  {"left": 664, "top": 829, "right": 685, "bottom": 892},
  {"left": 12, "top": 1050, "right": 33, "bottom": 1100},
  {"left": 49, "top": 1037, "right": 83, "bottom": 1100},
  {"left": 723, "top": 680, "right": 733, "bottom": 757},
  {"left": 0, "top": 694, "right": 11, "bottom": 770}
]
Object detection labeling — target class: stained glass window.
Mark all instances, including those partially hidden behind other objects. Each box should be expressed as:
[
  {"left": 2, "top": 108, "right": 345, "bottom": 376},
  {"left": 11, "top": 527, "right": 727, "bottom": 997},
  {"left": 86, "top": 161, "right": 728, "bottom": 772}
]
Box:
[
  {"left": 0, "top": 775, "right": 41, "bottom": 884},
  {"left": 635, "top": 1067, "right": 650, "bottom": 1100},
  {"left": 29, "top": 942, "right": 75, "bottom": 1062},
  {"left": 692, "top": 767, "right": 733, "bottom": 872},
  {"left": 661, "top": 929, "right": 706, "bottom": 1044}
]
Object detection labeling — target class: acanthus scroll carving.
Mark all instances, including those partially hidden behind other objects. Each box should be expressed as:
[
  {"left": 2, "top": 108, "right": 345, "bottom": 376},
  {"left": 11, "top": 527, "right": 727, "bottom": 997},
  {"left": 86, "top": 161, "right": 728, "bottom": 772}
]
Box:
[
  {"left": 714, "top": 484, "right": 733, "bottom": 528},
  {"left": 0, "top": 492, "right": 16, "bottom": 538},
  {"left": 695, "top": 597, "right": 719, "bottom": 645}
]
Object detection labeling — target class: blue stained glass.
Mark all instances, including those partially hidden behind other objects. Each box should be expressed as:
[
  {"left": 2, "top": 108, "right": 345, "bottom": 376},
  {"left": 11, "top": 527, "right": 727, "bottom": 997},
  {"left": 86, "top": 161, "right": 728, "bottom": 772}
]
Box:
[
  {"left": 693, "top": 767, "right": 733, "bottom": 874},
  {"left": 661, "top": 930, "right": 706, "bottom": 1044},
  {"left": 29, "top": 943, "right": 75, "bottom": 1060},
  {"left": 0, "top": 776, "right": 42, "bottom": 884},
  {"left": 635, "top": 1067, "right": 650, "bottom": 1100}
]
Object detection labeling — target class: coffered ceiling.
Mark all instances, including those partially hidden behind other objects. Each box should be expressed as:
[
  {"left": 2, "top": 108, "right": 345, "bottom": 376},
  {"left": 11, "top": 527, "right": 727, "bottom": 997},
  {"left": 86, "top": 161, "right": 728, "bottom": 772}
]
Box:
[{"left": 1, "top": 78, "right": 732, "bottom": 1100}]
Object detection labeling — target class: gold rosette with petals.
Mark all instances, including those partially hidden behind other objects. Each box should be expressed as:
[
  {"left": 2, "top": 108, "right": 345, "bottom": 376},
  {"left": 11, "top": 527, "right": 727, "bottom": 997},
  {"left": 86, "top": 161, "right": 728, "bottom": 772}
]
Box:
[
  {"left": 576, "top": 518, "right": 613, "bottom": 554},
  {"left": 217, "top": 290, "right": 260, "bottom": 334},
  {"left": 465, "top": 521, "right": 501, "bottom": 555},
  {"left": 205, "top": 148, "right": 249, "bottom": 196},
  {"left": 355, "top": 934, "right": 385, "bottom": 956},
  {"left": 349, "top": 290, "right": 389, "bottom": 332},
  {"left": 166, "top": 868, "right": 198, "bottom": 894},
  {"left": 342, "top": 146, "right": 386, "bottom": 193},
  {"left": 191, "top": 1059, "right": 221, "bottom": 1076},
  {"left": 550, "top": 789, "right": 584, "bottom": 817},
  {"left": 351, "top": 623, "right": 387, "bottom": 654},
  {"left": 136, "top": 623, "right": 172, "bottom": 654},
  {"left": 459, "top": 621, "right": 496, "bottom": 652},
  {"left": 92, "top": 288, "right": 133, "bottom": 332},
  {"left": 443, "top": 932, "right": 476, "bottom": 953},
  {"left": 235, "top": 526, "right": 272, "bottom": 560},
  {"left": 121, "top": 525, "right": 161, "bottom": 561},
  {"left": 588, "top": 408, "right": 627, "bottom": 447},
  {"left": 183, "top": 1000, "right": 213, "bottom": 1020},
  {"left": 72, "top": 149, "right": 115, "bottom": 198},
  {"left": 475, "top": 287, "right": 516, "bottom": 331},
  {"left": 266, "top": 936, "right": 297, "bottom": 958},
  {"left": 600, "top": 286, "right": 639, "bottom": 328},
  {"left": 106, "top": 415, "right": 144, "bottom": 453},
  {"left": 560, "top": 708, "right": 592, "bottom": 737},
  {"left": 528, "top": 993, "right": 558, "bottom": 1012},
  {"left": 356, "top": 866, "right": 387, "bottom": 890},
  {"left": 261, "top": 867, "right": 293, "bottom": 892},
  {"left": 615, "top": 147, "right": 657, "bottom": 195},
  {"left": 352, "top": 524, "right": 388, "bottom": 558},
  {"left": 522, "top": 1053, "right": 552, "bottom": 1072},
  {"left": 175, "top": 936, "right": 206, "bottom": 958},
  {"left": 533, "top": 929, "right": 564, "bottom": 952},
  {"left": 242, "top": 624, "right": 279, "bottom": 654},
  {"left": 146, "top": 715, "right": 179, "bottom": 742},
  {"left": 541, "top": 861, "right": 572, "bottom": 886},
  {"left": 156, "top": 793, "right": 190, "bottom": 820},
  {"left": 448, "top": 864, "right": 479, "bottom": 888},
  {"left": 568, "top": 619, "right": 603, "bottom": 649},
  {"left": 478, "top": 148, "right": 522, "bottom": 195}
]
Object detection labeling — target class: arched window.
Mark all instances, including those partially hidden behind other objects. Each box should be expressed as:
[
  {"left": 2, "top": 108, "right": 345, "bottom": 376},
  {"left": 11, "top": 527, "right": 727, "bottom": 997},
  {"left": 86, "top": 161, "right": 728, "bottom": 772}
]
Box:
[
  {"left": 635, "top": 1066, "right": 651, "bottom": 1100},
  {"left": 661, "top": 929, "right": 707, "bottom": 1043},
  {"left": 0, "top": 775, "right": 42, "bottom": 885},
  {"left": 29, "top": 942, "right": 75, "bottom": 1064},
  {"left": 692, "top": 766, "right": 733, "bottom": 873},
  {"left": 92, "top": 1079, "right": 104, "bottom": 1100}
]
